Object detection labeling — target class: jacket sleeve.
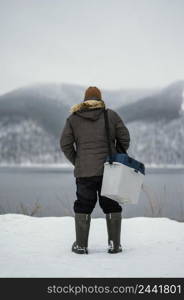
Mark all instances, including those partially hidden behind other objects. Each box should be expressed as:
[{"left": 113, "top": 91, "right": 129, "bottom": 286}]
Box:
[
  {"left": 60, "top": 118, "right": 76, "bottom": 166},
  {"left": 114, "top": 111, "right": 130, "bottom": 151}
]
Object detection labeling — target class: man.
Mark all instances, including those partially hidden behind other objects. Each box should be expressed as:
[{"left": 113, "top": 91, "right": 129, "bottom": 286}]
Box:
[{"left": 60, "top": 86, "right": 130, "bottom": 254}]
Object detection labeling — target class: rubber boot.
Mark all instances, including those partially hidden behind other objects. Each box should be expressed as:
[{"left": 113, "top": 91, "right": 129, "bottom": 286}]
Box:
[
  {"left": 72, "top": 213, "right": 91, "bottom": 254},
  {"left": 106, "top": 212, "right": 122, "bottom": 254}
]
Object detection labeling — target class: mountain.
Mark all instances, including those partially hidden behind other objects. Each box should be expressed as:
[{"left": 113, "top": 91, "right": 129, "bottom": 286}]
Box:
[
  {"left": 118, "top": 81, "right": 184, "bottom": 165},
  {"left": 0, "top": 84, "right": 70, "bottom": 138},
  {"left": 117, "top": 80, "right": 184, "bottom": 123},
  {"left": 0, "top": 116, "right": 62, "bottom": 164},
  {"left": 102, "top": 87, "right": 159, "bottom": 108},
  {"left": 0, "top": 82, "right": 158, "bottom": 108},
  {"left": 0, "top": 81, "right": 183, "bottom": 165},
  {"left": 0, "top": 82, "right": 157, "bottom": 134},
  {"left": 127, "top": 115, "right": 184, "bottom": 165}
]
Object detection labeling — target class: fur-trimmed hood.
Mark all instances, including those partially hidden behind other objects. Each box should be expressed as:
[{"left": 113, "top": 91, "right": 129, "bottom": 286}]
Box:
[
  {"left": 70, "top": 99, "right": 106, "bottom": 113},
  {"left": 69, "top": 99, "right": 106, "bottom": 121}
]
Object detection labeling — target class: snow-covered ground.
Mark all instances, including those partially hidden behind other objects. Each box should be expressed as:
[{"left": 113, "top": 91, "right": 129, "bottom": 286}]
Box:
[{"left": 0, "top": 214, "right": 184, "bottom": 278}]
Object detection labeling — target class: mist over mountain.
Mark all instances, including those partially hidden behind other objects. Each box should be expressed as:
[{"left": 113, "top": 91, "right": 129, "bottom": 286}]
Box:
[
  {"left": 121, "top": 81, "right": 184, "bottom": 164},
  {"left": 0, "top": 81, "right": 158, "bottom": 107},
  {"left": 0, "top": 82, "right": 157, "bottom": 135},
  {"left": 0, "top": 84, "right": 70, "bottom": 138},
  {"left": 117, "top": 80, "right": 184, "bottom": 123},
  {"left": 0, "top": 81, "right": 183, "bottom": 165}
]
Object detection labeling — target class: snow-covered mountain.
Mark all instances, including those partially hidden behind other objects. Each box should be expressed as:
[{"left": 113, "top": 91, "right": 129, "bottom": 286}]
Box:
[
  {"left": 0, "top": 116, "right": 62, "bottom": 164},
  {"left": 0, "top": 81, "right": 158, "bottom": 108},
  {"left": 0, "top": 84, "right": 70, "bottom": 137},
  {"left": 128, "top": 115, "right": 184, "bottom": 165},
  {"left": 117, "top": 80, "right": 184, "bottom": 123},
  {"left": 0, "top": 80, "right": 183, "bottom": 165},
  {"left": 123, "top": 81, "right": 184, "bottom": 164}
]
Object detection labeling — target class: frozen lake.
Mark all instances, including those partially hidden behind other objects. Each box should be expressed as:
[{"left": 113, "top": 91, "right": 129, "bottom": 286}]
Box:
[{"left": 0, "top": 166, "right": 184, "bottom": 221}]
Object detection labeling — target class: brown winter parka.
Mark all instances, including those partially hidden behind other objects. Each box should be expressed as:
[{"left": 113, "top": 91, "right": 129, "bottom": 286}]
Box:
[{"left": 60, "top": 100, "right": 130, "bottom": 178}]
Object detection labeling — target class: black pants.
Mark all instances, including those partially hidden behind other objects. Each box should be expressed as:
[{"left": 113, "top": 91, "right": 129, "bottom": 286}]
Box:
[{"left": 74, "top": 175, "right": 122, "bottom": 214}]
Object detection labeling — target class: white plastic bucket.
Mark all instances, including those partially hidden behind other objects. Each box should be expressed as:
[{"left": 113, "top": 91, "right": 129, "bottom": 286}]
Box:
[{"left": 101, "top": 162, "right": 144, "bottom": 204}]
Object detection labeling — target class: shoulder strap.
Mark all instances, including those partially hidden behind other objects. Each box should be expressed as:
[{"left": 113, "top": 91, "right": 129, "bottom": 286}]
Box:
[
  {"left": 104, "top": 109, "right": 113, "bottom": 164},
  {"left": 104, "top": 109, "right": 127, "bottom": 162},
  {"left": 116, "top": 138, "right": 127, "bottom": 154}
]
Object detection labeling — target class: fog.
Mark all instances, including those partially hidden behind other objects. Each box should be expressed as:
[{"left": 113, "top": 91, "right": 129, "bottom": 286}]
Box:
[{"left": 0, "top": 0, "right": 184, "bottom": 94}]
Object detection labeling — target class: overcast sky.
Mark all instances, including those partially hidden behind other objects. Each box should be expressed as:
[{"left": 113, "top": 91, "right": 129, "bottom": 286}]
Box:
[{"left": 0, "top": 0, "right": 184, "bottom": 94}]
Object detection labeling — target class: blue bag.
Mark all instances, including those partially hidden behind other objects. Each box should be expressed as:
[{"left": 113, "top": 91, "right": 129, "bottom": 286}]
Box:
[{"left": 106, "top": 153, "right": 145, "bottom": 175}]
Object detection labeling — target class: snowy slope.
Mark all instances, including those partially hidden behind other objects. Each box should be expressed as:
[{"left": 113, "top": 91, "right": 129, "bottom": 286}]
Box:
[
  {"left": 0, "top": 80, "right": 183, "bottom": 165},
  {"left": 118, "top": 80, "right": 184, "bottom": 123},
  {"left": 1, "top": 115, "right": 184, "bottom": 165},
  {"left": 127, "top": 115, "right": 184, "bottom": 164},
  {"left": 0, "top": 117, "right": 63, "bottom": 164},
  {"left": 0, "top": 214, "right": 184, "bottom": 278}
]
